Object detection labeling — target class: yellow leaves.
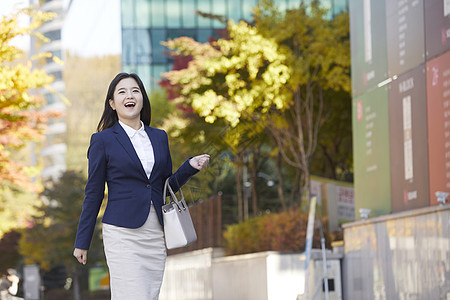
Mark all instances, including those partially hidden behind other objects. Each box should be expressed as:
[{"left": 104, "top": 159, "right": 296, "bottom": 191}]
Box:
[
  {"left": 163, "top": 19, "right": 293, "bottom": 128},
  {"left": 0, "top": 6, "right": 62, "bottom": 190},
  {"left": 0, "top": 7, "right": 55, "bottom": 64}
]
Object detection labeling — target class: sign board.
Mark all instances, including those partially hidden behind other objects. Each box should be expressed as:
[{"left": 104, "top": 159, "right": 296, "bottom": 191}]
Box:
[
  {"left": 352, "top": 86, "right": 391, "bottom": 217},
  {"left": 386, "top": 0, "right": 425, "bottom": 76},
  {"left": 426, "top": 51, "right": 450, "bottom": 205},
  {"left": 388, "top": 65, "right": 430, "bottom": 212},
  {"left": 350, "top": 0, "right": 388, "bottom": 97}
]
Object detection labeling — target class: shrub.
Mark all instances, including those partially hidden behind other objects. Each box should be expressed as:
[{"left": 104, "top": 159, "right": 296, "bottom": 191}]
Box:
[{"left": 223, "top": 207, "right": 332, "bottom": 255}]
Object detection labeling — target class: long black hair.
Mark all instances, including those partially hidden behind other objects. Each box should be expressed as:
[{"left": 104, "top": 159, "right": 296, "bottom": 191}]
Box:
[{"left": 97, "top": 73, "right": 151, "bottom": 132}]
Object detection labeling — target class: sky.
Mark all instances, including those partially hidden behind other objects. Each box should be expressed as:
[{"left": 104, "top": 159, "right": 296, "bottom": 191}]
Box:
[{"left": 0, "top": 0, "right": 122, "bottom": 57}]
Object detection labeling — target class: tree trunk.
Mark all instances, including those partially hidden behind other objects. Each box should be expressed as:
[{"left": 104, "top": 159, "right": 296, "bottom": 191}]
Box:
[
  {"left": 276, "top": 151, "right": 287, "bottom": 210},
  {"left": 235, "top": 152, "right": 244, "bottom": 222},
  {"left": 250, "top": 152, "right": 259, "bottom": 216},
  {"left": 290, "top": 168, "right": 301, "bottom": 205}
]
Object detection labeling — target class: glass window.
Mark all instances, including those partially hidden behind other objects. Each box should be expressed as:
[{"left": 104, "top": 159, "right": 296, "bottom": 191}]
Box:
[
  {"left": 151, "top": 29, "right": 167, "bottom": 64},
  {"left": 122, "top": 29, "right": 137, "bottom": 64},
  {"left": 45, "top": 93, "right": 55, "bottom": 105},
  {"left": 212, "top": 1, "right": 226, "bottom": 28},
  {"left": 319, "top": 0, "right": 332, "bottom": 19},
  {"left": 122, "top": 29, "right": 151, "bottom": 64},
  {"left": 44, "top": 30, "right": 61, "bottom": 41},
  {"left": 151, "top": 0, "right": 165, "bottom": 27},
  {"left": 166, "top": 0, "right": 181, "bottom": 28},
  {"left": 167, "top": 28, "right": 196, "bottom": 40},
  {"left": 137, "top": 64, "right": 152, "bottom": 89},
  {"left": 45, "top": 50, "right": 62, "bottom": 64},
  {"left": 273, "top": 0, "right": 287, "bottom": 11},
  {"left": 197, "top": 0, "right": 212, "bottom": 27},
  {"left": 242, "top": 0, "right": 258, "bottom": 21},
  {"left": 182, "top": 0, "right": 196, "bottom": 28},
  {"left": 197, "top": 28, "right": 213, "bottom": 43},
  {"left": 136, "top": 29, "right": 152, "bottom": 64},
  {"left": 152, "top": 64, "right": 168, "bottom": 83},
  {"left": 333, "top": 0, "right": 348, "bottom": 15},
  {"left": 227, "top": 0, "right": 242, "bottom": 21},
  {"left": 50, "top": 71, "right": 63, "bottom": 81},
  {"left": 121, "top": 0, "right": 135, "bottom": 27},
  {"left": 123, "top": 64, "right": 137, "bottom": 74},
  {"left": 136, "top": 0, "right": 151, "bottom": 28}
]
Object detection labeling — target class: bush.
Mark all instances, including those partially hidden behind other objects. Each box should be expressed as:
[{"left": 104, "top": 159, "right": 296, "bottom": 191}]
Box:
[{"left": 223, "top": 207, "right": 333, "bottom": 255}]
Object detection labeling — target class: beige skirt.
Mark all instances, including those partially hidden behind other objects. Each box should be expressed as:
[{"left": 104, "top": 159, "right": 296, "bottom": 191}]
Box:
[{"left": 103, "top": 204, "right": 166, "bottom": 300}]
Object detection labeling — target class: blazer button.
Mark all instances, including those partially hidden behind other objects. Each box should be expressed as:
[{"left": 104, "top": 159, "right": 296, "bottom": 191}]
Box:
[{"left": 146, "top": 184, "right": 151, "bottom": 189}]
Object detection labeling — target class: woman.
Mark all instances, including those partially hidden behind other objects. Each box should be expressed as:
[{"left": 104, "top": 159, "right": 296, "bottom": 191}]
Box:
[{"left": 73, "top": 73, "right": 209, "bottom": 299}]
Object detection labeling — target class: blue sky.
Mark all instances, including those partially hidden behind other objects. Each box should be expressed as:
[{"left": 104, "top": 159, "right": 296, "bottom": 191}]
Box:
[{"left": 0, "top": 0, "right": 121, "bottom": 57}]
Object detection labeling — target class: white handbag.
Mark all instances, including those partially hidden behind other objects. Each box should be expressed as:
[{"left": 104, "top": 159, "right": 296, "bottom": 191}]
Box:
[{"left": 162, "top": 178, "right": 197, "bottom": 249}]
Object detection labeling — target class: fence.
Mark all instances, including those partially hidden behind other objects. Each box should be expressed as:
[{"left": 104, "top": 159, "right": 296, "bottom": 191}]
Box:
[{"left": 167, "top": 194, "right": 223, "bottom": 255}]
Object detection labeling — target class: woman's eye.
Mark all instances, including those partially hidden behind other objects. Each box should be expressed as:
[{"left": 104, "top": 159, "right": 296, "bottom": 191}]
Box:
[{"left": 133, "top": 89, "right": 140, "bottom": 93}]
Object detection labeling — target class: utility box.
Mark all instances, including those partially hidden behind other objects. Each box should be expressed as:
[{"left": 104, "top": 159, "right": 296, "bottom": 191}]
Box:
[{"left": 299, "top": 250, "right": 343, "bottom": 300}]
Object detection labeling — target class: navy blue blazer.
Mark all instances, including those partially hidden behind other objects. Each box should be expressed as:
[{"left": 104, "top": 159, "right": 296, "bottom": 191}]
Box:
[{"left": 74, "top": 122, "right": 198, "bottom": 250}]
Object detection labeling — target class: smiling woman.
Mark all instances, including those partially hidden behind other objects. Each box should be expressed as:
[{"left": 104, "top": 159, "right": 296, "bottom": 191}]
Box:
[
  {"left": 109, "top": 77, "right": 144, "bottom": 130},
  {"left": 73, "top": 73, "right": 210, "bottom": 300}
]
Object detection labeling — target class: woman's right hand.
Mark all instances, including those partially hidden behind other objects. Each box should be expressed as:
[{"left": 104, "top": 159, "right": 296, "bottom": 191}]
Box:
[{"left": 73, "top": 248, "right": 88, "bottom": 265}]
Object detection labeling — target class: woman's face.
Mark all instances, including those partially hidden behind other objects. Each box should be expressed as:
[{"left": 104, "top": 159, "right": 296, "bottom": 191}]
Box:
[{"left": 109, "top": 77, "right": 144, "bottom": 124}]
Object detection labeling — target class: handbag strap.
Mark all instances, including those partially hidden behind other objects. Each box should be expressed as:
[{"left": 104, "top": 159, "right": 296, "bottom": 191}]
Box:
[{"left": 163, "top": 177, "right": 185, "bottom": 206}]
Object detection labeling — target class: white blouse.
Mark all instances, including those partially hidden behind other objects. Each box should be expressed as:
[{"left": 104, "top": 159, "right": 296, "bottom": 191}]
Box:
[{"left": 119, "top": 120, "right": 155, "bottom": 179}]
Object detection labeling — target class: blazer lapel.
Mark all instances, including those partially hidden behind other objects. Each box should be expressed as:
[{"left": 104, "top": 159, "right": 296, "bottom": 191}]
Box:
[
  {"left": 145, "top": 126, "right": 161, "bottom": 181},
  {"left": 112, "top": 122, "right": 148, "bottom": 179}
]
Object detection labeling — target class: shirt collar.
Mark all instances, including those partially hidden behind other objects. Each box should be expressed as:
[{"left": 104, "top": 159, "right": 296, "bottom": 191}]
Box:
[{"left": 119, "top": 120, "right": 145, "bottom": 138}]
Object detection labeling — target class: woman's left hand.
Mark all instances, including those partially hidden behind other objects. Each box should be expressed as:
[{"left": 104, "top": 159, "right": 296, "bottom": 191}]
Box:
[{"left": 190, "top": 154, "right": 210, "bottom": 171}]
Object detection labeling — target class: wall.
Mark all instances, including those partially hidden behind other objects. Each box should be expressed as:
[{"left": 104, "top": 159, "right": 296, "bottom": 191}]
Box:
[
  {"left": 342, "top": 203, "right": 450, "bottom": 299},
  {"left": 160, "top": 248, "right": 343, "bottom": 300}
]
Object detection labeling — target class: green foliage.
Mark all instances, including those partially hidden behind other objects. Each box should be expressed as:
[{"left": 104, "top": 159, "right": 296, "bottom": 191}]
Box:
[
  {"left": 0, "top": 185, "right": 40, "bottom": 238},
  {"left": 223, "top": 207, "right": 329, "bottom": 255},
  {"left": 19, "top": 171, "right": 105, "bottom": 271},
  {"left": 254, "top": 0, "right": 351, "bottom": 93},
  {"left": 148, "top": 88, "right": 176, "bottom": 128}
]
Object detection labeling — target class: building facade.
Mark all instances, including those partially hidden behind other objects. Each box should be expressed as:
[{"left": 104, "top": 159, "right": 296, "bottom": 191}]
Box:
[
  {"left": 32, "top": 0, "right": 68, "bottom": 181},
  {"left": 120, "top": 0, "right": 349, "bottom": 89}
]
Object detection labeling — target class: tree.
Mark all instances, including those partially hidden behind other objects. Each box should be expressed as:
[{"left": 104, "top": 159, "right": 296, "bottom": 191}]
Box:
[
  {"left": 254, "top": 0, "right": 351, "bottom": 203},
  {"left": 162, "top": 20, "right": 292, "bottom": 218},
  {"left": 0, "top": 7, "right": 63, "bottom": 238},
  {"left": 0, "top": 7, "right": 57, "bottom": 190},
  {"left": 19, "top": 171, "right": 105, "bottom": 300},
  {"left": 162, "top": 20, "right": 291, "bottom": 127},
  {"left": 0, "top": 230, "right": 21, "bottom": 274}
]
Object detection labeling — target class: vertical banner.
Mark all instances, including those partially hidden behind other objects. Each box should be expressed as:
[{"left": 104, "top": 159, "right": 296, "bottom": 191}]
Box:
[
  {"left": 350, "top": 0, "right": 388, "bottom": 97},
  {"left": 426, "top": 51, "right": 450, "bottom": 205},
  {"left": 425, "top": 0, "right": 450, "bottom": 59},
  {"left": 385, "top": 0, "right": 425, "bottom": 77},
  {"left": 388, "top": 65, "right": 429, "bottom": 212},
  {"left": 352, "top": 86, "right": 391, "bottom": 217}
]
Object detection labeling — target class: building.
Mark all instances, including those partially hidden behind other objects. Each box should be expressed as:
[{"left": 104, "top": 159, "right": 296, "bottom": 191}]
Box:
[
  {"left": 31, "top": 0, "right": 69, "bottom": 181},
  {"left": 120, "top": 0, "right": 349, "bottom": 89}
]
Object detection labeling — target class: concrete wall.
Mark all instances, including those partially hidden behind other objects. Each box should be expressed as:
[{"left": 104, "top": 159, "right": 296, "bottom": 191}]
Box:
[
  {"left": 342, "top": 203, "right": 450, "bottom": 299},
  {"left": 160, "top": 248, "right": 342, "bottom": 300}
]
